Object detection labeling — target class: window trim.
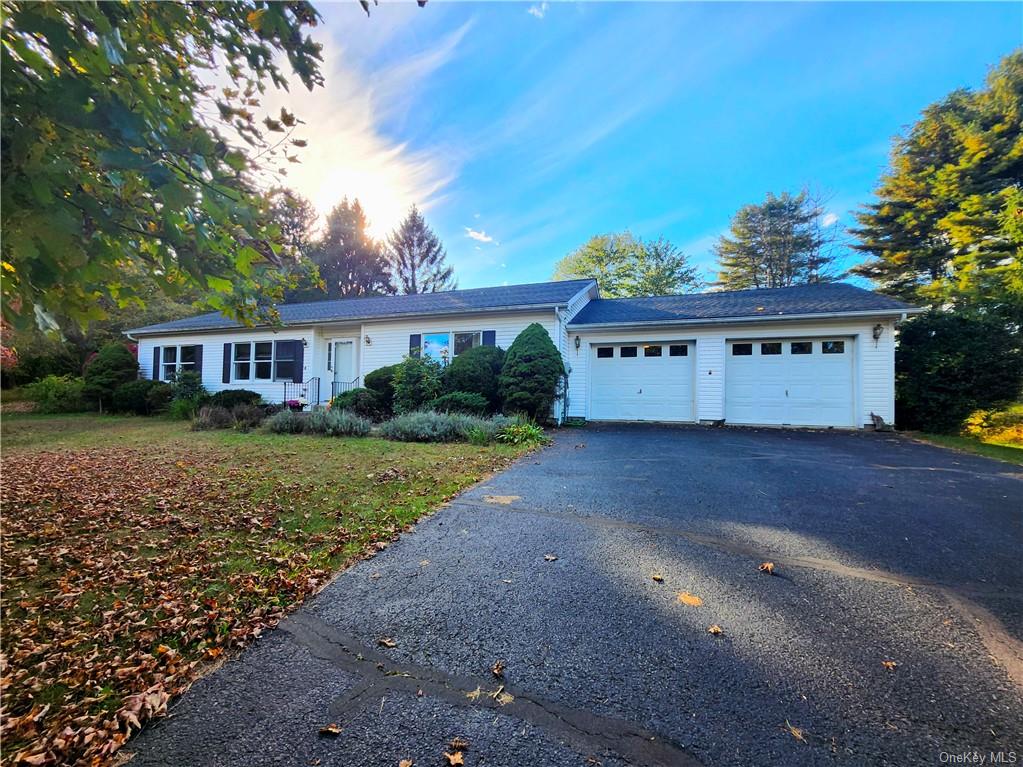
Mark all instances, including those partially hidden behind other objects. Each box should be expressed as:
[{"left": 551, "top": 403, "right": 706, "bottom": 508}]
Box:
[
  {"left": 161, "top": 344, "right": 199, "bottom": 381},
  {"left": 596, "top": 346, "right": 614, "bottom": 359},
  {"left": 231, "top": 341, "right": 298, "bottom": 383}
]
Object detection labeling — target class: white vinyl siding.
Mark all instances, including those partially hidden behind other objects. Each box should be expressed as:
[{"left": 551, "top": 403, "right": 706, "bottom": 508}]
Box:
[
  {"left": 358, "top": 311, "right": 557, "bottom": 378},
  {"left": 136, "top": 328, "right": 315, "bottom": 403}
]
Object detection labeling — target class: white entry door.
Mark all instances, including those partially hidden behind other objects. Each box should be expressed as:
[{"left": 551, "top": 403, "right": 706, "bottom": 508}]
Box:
[
  {"left": 589, "top": 342, "right": 694, "bottom": 422},
  {"left": 725, "top": 338, "right": 854, "bottom": 427},
  {"left": 331, "top": 340, "right": 355, "bottom": 387}
]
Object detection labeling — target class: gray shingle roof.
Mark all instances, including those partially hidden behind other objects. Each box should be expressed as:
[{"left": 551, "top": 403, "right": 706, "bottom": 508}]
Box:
[
  {"left": 128, "top": 279, "right": 596, "bottom": 336},
  {"left": 569, "top": 283, "right": 918, "bottom": 326}
]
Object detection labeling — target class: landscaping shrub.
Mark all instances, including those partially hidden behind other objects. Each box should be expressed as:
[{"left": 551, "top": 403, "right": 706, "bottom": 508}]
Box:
[
  {"left": 962, "top": 403, "right": 1023, "bottom": 447},
  {"left": 380, "top": 411, "right": 513, "bottom": 443},
  {"left": 111, "top": 379, "right": 161, "bottom": 415},
  {"left": 82, "top": 343, "right": 138, "bottom": 411},
  {"left": 427, "top": 391, "right": 489, "bottom": 416},
  {"left": 497, "top": 420, "right": 548, "bottom": 446},
  {"left": 209, "top": 389, "right": 262, "bottom": 409},
  {"left": 498, "top": 323, "right": 565, "bottom": 422},
  {"left": 170, "top": 370, "right": 207, "bottom": 402},
  {"left": 192, "top": 405, "right": 234, "bottom": 431},
  {"left": 443, "top": 345, "right": 505, "bottom": 411},
  {"left": 896, "top": 311, "right": 1023, "bottom": 433},
  {"left": 305, "top": 407, "right": 372, "bottom": 437},
  {"left": 330, "top": 387, "right": 386, "bottom": 421},
  {"left": 231, "top": 403, "right": 266, "bottom": 429},
  {"left": 167, "top": 397, "right": 202, "bottom": 421},
  {"left": 364, "top": 364, "right": 399, "bottom": 413},
  {"left": 145, "top": 382, "right": 174, "bottom": 414},
  {"left": 392, "top": 356, "right": 443, "bottom": 414},
  {"left": 23, "top": 374, "right": 86, "bottom": 413},
  {"left": 265, "top": 408, "right": 306, "bottom": 434}
]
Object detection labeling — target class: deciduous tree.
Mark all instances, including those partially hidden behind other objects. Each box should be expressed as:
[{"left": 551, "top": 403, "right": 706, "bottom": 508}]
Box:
[
  {"left": 553, "top": 232, "right": 701, "bottom": 297},
  {"left": 1, "top": 1, "right": 324, "bottom": 329}
]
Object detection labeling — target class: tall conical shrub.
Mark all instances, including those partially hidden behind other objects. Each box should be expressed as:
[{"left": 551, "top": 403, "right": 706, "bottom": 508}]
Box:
[{"left": 498, "top": 323, "right": 565, "bottom": 422}]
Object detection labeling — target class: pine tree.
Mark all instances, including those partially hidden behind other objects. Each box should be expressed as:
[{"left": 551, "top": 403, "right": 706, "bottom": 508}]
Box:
[
  {"left": 387, "top": 206, "right": 456, "bottom": 294},
  {"left": 715, "top": 191, "right": 843, "bottom": 290},
  {"left": 312, "top": 198, "right": 394, "bottom": 299},
  {"left": 851, "top": 51, "right": 1023, "bottom": 322}
]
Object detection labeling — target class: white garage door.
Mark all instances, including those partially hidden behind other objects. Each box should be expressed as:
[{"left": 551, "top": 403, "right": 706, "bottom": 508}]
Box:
[
  {"left": 589, "top": 342, "right": 694, "bottom": 422},
  {"left": 725, "top": 338, "right": 854, "bottom": 427}
]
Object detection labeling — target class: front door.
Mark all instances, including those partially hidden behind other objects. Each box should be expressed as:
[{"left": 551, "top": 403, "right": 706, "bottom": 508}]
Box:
[{"left": 331, "top": 340, "right": 355, "bottom": 398}]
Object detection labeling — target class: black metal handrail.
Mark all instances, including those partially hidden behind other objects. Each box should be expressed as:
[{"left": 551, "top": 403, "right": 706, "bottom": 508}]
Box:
[
  {"left": 331, "top": 379, "right": 359, "bottom": 399},
  {"left": 283, "top": 377, "right": 319, "bottom": 409}
]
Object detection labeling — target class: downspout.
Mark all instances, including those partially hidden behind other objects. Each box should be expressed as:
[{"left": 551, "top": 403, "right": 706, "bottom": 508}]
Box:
[{"left": 555, "top": 307, "right": 567, "bottom": 425}]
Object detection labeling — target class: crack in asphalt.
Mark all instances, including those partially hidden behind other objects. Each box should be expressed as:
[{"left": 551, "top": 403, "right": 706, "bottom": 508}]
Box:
[
  {"left": 282, "top": 612, "right": 703, "bottom": 767},
  {"left": 449, "top": 499, "right": 1023, "bottom": 688}
]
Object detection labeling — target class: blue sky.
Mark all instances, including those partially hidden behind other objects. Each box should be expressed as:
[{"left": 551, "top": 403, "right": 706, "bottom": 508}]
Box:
[{"left": 268, "top": 1, "right": 1022, "bottom": 288}]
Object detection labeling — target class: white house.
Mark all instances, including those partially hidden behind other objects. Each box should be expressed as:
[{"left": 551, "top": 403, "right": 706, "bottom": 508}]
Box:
[{"left": 126, "top": 279, "right": 921, "bottom": 429}]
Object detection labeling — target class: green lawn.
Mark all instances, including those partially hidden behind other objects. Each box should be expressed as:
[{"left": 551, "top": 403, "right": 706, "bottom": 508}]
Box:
[
  {"left": 0, "top": 414, "right": 529, "bottom": 766},
  {"left": 914, "top": 432, "right": 1023, "bottom": 465}
]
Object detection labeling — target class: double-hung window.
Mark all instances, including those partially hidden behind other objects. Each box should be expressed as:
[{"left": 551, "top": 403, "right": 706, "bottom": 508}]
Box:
[
  {"left": 161, "top": 345, "right": 200, "bottom": 380},
  {"left": 232, "top": 341, "right": 298, "bottom": 382}
]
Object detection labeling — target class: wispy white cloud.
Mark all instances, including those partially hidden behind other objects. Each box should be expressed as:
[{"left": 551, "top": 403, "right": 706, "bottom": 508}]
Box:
[
  {"left": 246, "top": 15, "right": 472, "bottom": 239},
  {"left": 464, "top": 226, "right": 497, "bottom": 244},
  {"left": 821, "top": 212, "right": 840, "bottom": 227},
  {"left": 527, "top": 2, "right": 549, "bottom": 19}
]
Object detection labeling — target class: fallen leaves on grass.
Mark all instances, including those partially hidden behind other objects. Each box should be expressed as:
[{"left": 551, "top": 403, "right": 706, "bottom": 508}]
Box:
[
  {"left": 0, "top": 440, "right": 520, "bottom": 767},
  {"left": 784, "top": 720, "right": 807, "bottom": 743},
  {"left": 677, "top": 591, "right": 703, "bottom": 607},
  {"left": 707, "top": 624, "right": 723, "bottom": 636},
  {"left": 318, "top": 724, "right": 342, "bottom": 737},
  {"left": 759, "top": 562, "right": 776, "bottom": 575}
]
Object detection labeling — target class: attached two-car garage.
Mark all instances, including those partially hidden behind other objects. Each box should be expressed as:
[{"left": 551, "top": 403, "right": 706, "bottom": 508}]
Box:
[{"left": 587, "top": 336, "right": 855, "bottom": 427}]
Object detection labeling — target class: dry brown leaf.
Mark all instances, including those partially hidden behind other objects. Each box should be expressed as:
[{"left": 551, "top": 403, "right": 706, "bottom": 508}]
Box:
[
  {"left": 544, "top": 554, "right": 558, "bottom": 562},
  {"left": 448, "top": 736, "right": 470, "bottom": 751},
  {"left": 784, "top": 720, "right": 807, "bottom": 743},
  {"left": 677, "top": 591, "right": 703, "bottom": 606},
  {"left": 318, "top": 723, "right": 342, "bottom": 737},
  {"left": 651, "top": 574, "right": 664, "bottom": 583},
  {"left": 759, "top": 562, "right": 776, "bottom": 575},
  {"left": 399, "top": 760, "right": 414, "bottom": 767},
  {"left": 707, "top": 624, "right": 723, "bottom": 636},
  {"left": 482, "top": 495, "right": 520, "bottom": 505},
  {"left": 377, "top": 637, "right": 397, "bottom": 648},
  {"left": 444, "top": 752, "right": 465, "bottom": 766},
  {"left": 465, "top": 686, "right": 482, "bottom": 701},
  {"left": 491, "top": 660, "right": 505, "bottom": 678},
  {"left": 881, "top": 660, "right": 898, "bottom": 671}
]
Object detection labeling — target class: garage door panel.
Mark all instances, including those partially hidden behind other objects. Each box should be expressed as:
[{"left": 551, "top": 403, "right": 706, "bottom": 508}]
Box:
[
  {"left": 590, "top": 343, "right": 693, "bottom": 422},
  {"left": 725, "top": 338, "right": 854, "bottom": 427}
]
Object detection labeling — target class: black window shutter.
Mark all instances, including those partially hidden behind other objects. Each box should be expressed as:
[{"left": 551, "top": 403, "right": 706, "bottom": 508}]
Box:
[
  {"left": 482, "top": 330, "right": 496, "bottom": 347},
  {"left": 152, "top": 347, "right": 161, "bottom": 381},
  {"left": 409, "top": 334, "right": 421, "bottom": 358},
  {"left": 293, "top": 340, "right": 304, "bottom": 383},
  {"left": 193, "top": 345, "right": 203, "bottom": 379},
  {"left": 222, "top": 343, "right": 232, "bottom": 383}
]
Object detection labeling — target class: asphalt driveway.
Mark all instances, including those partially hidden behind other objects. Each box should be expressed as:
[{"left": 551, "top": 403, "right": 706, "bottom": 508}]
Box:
[{"left": 129, "top": 425, "right": 1023, "bottom": 767}]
